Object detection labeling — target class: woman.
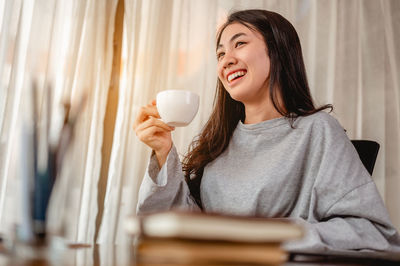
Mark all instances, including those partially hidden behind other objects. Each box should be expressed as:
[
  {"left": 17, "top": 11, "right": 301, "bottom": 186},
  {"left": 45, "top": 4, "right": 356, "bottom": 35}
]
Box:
[{"left": 133, "top": 9, "right": 400, "bottom": 252}]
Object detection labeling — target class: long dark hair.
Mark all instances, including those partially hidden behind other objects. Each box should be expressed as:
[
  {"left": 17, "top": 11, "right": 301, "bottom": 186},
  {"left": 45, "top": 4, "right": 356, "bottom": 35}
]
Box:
[{"left": 182, "top": 9, "right": 332, "bottom": 208}]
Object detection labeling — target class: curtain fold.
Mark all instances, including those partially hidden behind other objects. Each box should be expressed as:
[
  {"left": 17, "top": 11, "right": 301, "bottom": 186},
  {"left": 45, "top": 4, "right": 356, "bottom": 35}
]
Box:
[
  {"left": 1, "top": 0, "right": 399, "bottom": 246},
  {"left": 0, "top": 0, "right": 36, "bottom": 236},
  {"left": 381, "top": 0, "right": 400, "bottom": 231},
  {"left": 0, "top": 0, "right": 118, "bottom": 245},
  {"left": 98, "top": 0, "right": 400, "bottom": 244},
  {"left": 46, "top": 0, "right": 119, "bottom": 244}
]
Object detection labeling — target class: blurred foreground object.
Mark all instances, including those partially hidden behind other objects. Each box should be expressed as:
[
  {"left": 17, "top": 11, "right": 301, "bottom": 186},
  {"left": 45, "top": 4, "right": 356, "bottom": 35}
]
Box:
[
  {"left": 12, "top": 80, "right": 85, "bottom": 261},
  {"left": 126, "top": 211, "right": 303, "bottom": 265}
]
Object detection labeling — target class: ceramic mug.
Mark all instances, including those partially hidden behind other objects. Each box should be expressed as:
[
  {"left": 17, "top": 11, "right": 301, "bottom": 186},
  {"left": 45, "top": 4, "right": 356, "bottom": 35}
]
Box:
[{"left": 156, "top": 90, "right": 200, "bottom": 127}]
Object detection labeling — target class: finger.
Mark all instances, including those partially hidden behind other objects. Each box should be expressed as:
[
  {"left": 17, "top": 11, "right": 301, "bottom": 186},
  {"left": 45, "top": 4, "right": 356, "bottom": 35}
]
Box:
[
  {"left": 136, "top": 116, "right": 174, "bottom": 133},
  {"left": 146, "top": 99, "right": 156, "bottom": 107},
  {"left": 136, "top": 125, "right": 170, "bottom": 142},
  {"left": 133, "top": 105, "right": 160, "bottom": 128}
]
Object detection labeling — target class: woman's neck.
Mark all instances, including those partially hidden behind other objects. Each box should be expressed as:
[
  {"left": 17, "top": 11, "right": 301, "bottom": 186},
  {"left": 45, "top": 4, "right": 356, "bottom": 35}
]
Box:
[
  {"left": 244, "top": 105, "right": 282, "bottom": 124},
  {"left": 243, "top": 93, "right": 283, "bottom": 124}
]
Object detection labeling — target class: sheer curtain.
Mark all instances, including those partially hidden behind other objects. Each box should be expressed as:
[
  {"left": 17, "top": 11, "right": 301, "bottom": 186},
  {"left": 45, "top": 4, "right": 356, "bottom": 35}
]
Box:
[
  {"left": 1, "top": 0, "right": 399, "bottom": 246},
  {"left": 98, "top": 0, "right": 400, "bottom": 244},
  {"left": 0, "top": 0, "right": 118, "bottom": 244},
  {"left": 97, "top": 0, "right": 218, "bottom": 244}
]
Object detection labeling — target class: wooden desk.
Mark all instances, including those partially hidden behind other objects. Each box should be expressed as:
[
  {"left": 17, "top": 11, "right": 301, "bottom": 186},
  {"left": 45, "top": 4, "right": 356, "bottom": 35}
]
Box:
[{"left": 1, "top": 242, "right": 399, "bottom": 265}]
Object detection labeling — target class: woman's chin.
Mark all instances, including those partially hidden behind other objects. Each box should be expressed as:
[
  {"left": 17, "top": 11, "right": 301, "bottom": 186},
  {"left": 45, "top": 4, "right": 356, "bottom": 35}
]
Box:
[
  {"left": 228, "top": 92, "right": 244, "bottom": 103},
  {"left": 228, "top": 90, "right": 250, "bottom": 103}
]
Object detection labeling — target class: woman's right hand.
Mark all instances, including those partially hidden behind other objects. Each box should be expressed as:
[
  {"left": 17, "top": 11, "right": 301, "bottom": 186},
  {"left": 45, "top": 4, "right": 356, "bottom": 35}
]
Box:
[{"left": 133, "top": 100, "right": 175, "bottom": 167}]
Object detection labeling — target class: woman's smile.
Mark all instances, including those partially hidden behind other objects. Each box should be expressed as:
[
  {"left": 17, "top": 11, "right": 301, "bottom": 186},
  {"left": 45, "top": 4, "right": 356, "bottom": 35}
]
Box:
[{"left": 227, "top": 69, "right": 247, "bottom": 84}]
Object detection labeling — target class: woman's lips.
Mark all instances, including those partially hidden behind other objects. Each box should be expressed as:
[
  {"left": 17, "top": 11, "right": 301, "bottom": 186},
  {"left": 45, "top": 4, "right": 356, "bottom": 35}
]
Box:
[
  {"left": 227, "top": 70, "right": 247, "bottom": 83},
  {"left": 228, "top": 74, "right": 245, "bottom": 86}
]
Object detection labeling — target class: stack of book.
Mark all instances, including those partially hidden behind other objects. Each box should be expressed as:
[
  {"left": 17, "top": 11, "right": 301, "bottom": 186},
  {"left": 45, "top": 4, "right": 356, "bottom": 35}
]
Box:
[{"left": 125, "top": 211, "right": 304, "bottom": 265}]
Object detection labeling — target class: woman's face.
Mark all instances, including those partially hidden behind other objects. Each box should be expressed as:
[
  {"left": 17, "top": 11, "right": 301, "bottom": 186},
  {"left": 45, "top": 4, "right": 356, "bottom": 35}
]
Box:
[{"left": 217, "top": 23, "right": 271, "bottom": 104}]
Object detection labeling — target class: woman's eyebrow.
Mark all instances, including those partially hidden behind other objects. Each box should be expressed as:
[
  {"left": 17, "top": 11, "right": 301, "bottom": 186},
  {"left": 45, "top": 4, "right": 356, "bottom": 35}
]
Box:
[{"left": 217, "top": 32, "right": 247, "bottom": 51}]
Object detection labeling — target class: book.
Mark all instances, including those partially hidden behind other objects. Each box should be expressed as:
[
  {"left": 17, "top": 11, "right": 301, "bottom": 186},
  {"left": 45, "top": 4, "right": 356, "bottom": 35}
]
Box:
[
  {"left": 126, "top": 211, "right": 303, "bottom": 265},
  {"left": 125, "top": 211, "right": 304, "bottom": 243},
  {"left": 136, "top": 238, "right": 287, "bottom": 265}
]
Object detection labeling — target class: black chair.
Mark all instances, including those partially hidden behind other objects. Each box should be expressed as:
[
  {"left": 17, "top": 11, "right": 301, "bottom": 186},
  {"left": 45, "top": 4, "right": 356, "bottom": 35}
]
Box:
[{"left": 351, "top": 140, "right": 380, "bottom": 175}]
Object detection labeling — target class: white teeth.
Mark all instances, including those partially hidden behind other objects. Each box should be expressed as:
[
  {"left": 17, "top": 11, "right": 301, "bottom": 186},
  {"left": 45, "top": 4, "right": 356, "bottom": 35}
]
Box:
[{"left": 228, "top": 71, "right": 246, "bottom": 82}]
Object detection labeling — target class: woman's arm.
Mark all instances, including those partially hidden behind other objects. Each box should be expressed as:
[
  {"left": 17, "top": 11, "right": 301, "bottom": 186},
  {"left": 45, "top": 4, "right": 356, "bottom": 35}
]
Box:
[
  {"left": 285, "top": 181, "right": 400, "bottom": 253},
  {"left": 136, "top": 145, "right": 200, "bottom": 214},
  {"left": 286, "top": 113, "right": 400, "bottom": 252},
  {"left": 133, "top": 100, "right": 200, "bottom": 214}
]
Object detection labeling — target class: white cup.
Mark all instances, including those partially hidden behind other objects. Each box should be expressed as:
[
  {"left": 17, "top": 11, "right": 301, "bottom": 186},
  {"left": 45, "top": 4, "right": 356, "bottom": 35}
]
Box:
[{"left": 156, "top": 90, "right": 200, "bottom": 127}]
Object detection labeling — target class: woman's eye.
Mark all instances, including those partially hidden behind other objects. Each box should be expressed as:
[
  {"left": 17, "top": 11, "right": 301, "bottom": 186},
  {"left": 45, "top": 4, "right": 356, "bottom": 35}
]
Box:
[
  {"left": 235, "top": 41, "right": 246, "bottom": 48},
  {"left": 217, "top": 52, "right": 225, "bottom": 60}
]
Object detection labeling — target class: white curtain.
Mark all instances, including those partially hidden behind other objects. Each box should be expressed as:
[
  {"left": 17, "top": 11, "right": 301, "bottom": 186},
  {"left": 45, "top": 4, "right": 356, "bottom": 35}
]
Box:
[
  {"left": 1, "top": 0, "right": 399, "bottom": 246},
  {"left": 0, "top": 0, "right": 118, "bottom": 245},
  {"left": 98, "top": 0, "right": 400, "bottom": 244},
  {"left": 97, "top": 0, "right": 219, "bottom": 244}
]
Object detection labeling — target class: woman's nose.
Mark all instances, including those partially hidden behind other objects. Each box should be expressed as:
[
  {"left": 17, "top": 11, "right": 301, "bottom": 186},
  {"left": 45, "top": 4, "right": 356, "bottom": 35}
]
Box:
[{"left": 223, "top": 52, "right": 237, "bottom": 69}]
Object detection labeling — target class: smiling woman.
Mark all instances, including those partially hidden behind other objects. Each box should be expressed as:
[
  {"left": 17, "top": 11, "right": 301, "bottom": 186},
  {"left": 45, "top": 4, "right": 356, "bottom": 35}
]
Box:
[
  {"left": 181, "top": 10, "right": 333, "bottom": 202},
  {"left": 135, "top": 9, "right": 400, "bottom": 254}
]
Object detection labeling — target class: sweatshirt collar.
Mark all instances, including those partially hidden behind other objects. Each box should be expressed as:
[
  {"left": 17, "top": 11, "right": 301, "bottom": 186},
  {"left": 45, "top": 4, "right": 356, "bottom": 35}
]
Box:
[{"left": 237, "top": 116, "right": 289, "bottom": 132}]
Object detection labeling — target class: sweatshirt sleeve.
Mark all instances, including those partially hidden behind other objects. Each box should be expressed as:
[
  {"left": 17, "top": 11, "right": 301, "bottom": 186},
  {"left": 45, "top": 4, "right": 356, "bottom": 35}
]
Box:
[
  {"left": 285, "top": 114, "right": 400, "bottom": 253},
  {"left": 136, "top": 145, "right": 201, "bottom": 215},
  {"left": 285, "top": 182, "right": 400, "bottom": 253}
]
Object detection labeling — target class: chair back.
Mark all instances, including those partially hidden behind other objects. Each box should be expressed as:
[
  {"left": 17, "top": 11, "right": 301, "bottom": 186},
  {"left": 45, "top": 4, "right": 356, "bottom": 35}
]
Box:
[{"left": 351, "top": 140, "right": 380, "bottom": 175}]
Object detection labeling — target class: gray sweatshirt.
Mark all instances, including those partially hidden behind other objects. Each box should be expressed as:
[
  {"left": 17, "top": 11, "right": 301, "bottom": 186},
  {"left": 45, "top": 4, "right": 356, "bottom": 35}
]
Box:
[{"left": 137, "top": 111, "right": 400, "bottom": 253}]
